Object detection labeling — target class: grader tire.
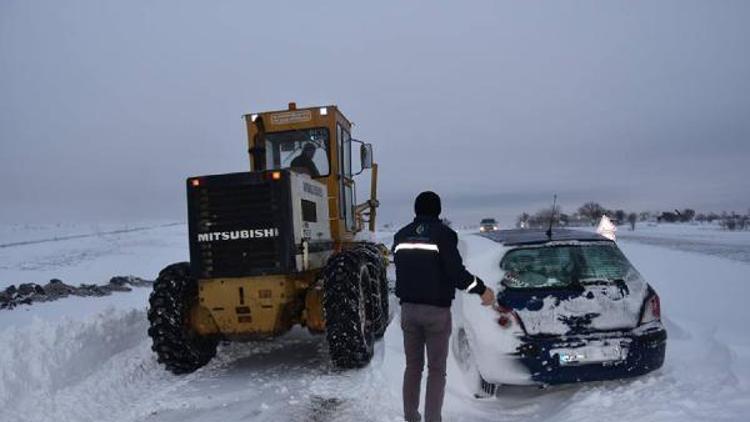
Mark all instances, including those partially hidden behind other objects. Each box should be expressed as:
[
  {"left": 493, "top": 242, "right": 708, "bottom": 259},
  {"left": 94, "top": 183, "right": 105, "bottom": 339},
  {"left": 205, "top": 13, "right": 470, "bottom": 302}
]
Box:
[
  {"left": 355, "top": 243, "right": 390, "bottom": 339},
  {"left": 147, "top": 262, "right": 218, "bottom": 375},
  {"left": 374, "top": 272, "right": 389, "bottom": 339},
  {"left": 323, "top": 250, "right": 375, "bottom": 369}
]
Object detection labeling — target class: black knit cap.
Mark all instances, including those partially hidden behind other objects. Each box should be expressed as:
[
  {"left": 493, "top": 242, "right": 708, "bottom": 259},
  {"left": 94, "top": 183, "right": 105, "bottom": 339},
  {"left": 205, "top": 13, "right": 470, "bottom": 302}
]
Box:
[{"left": 414, "top": 191, "right": 441, "bottom": 217}]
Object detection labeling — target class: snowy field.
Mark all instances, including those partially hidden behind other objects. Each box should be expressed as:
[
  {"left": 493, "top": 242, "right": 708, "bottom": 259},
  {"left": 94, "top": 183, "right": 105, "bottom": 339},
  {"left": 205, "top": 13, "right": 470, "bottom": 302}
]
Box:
[
  {"left": 1, "top": 223, "right": 749, "bottom": 421},
  {"left": 617, "top": 223, "right": 750, "bottom": 264},
  {"left": 0, "top": 222, "right": 187, "bottom": 290}
]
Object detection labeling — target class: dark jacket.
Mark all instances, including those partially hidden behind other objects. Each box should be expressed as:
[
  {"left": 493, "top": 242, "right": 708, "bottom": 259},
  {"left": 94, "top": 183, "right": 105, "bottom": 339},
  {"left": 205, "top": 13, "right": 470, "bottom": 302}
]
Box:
[
  {"left": 392, "top": 216, "right": 486, "bottom": 307},
  {"left": 290, "top": 155, "right": 320, "bottom": 177}
]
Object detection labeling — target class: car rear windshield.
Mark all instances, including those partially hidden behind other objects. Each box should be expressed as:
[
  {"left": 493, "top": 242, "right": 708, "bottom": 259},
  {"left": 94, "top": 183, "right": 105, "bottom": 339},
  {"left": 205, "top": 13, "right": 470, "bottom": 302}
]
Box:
[{"left": 500, "top": 243, "right": 636, "bottom": 289}]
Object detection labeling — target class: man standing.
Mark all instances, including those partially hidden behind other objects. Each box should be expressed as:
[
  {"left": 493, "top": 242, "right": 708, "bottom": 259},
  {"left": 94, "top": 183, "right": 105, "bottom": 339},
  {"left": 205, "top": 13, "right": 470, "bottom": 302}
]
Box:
[{"left": 393, "top": 191, "right": 495, "bottom": 422}]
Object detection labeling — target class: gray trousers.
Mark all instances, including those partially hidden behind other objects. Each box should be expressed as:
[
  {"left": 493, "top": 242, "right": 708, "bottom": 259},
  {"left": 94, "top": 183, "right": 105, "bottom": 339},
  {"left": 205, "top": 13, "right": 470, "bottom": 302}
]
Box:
[{"left": 401, "top": 302, "right": 452, "bottom": 422}]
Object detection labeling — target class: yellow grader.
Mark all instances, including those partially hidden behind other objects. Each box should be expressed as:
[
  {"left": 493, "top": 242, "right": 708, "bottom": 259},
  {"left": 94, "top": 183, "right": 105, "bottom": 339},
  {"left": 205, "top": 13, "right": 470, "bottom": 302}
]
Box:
[{"left": 148, "top": 103, "right": 389, "bottom": 373}]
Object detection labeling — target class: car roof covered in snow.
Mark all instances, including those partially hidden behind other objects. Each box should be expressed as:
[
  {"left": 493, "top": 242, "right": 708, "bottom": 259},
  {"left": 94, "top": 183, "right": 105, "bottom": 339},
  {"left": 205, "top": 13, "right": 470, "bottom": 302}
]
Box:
[{"left": 479, "top": 228, "right": 611, "bottom": 246}]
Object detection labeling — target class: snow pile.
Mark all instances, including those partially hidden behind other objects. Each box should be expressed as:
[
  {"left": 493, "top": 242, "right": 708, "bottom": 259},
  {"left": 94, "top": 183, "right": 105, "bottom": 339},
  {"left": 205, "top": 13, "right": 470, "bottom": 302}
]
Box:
[{"left": 0, "top": 308, "right": 160, "bottom": 422}]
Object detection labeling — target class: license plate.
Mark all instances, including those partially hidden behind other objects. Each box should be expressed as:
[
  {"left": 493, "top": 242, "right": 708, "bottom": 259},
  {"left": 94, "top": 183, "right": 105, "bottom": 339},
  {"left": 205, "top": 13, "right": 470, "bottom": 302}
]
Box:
[{"left": 554, "top": 344, "right": 626, "bottom": 366}]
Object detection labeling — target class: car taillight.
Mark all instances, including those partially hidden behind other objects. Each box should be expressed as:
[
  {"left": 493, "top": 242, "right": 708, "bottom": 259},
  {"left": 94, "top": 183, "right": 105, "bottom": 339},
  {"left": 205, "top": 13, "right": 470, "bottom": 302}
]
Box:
[
  {"left": 495, "top": 304, "right": 518, "bottom": 329},
  {"left": 640, "top": 294, "right": 661, "bottom": 325}
]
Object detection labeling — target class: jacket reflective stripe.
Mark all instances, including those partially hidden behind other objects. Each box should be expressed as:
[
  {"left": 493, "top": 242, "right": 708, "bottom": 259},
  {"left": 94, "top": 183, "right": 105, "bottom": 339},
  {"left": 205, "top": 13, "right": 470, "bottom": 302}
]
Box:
[
  {"left": 394, "top": 242, "right": 440, "bottom": 253},
  {"left": 466, "top": 277, "right": 478, "bottom": 291}
]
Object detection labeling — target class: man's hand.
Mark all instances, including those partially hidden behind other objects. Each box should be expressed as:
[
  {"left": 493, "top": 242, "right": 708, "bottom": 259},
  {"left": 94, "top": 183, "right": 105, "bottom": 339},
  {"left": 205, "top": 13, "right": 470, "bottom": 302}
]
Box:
[{"left": 480, "top": 287, "right": 495, "bottom": 306}]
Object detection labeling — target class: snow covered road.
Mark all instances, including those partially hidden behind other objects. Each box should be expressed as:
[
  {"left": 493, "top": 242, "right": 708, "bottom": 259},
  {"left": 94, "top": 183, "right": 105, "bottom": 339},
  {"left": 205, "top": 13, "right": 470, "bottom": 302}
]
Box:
[{"left": 1, "top": 224, "right": 749, "bottom": 421}]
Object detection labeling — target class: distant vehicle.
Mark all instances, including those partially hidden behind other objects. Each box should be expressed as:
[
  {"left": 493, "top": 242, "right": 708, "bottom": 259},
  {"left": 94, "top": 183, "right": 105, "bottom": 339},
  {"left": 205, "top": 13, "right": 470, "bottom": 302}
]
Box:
[
  {"left": 479, "top": 218, "right": 499, "bottom": 233},
  {"left": 453, "top": 229, "right": 666, "bottom": 396}
]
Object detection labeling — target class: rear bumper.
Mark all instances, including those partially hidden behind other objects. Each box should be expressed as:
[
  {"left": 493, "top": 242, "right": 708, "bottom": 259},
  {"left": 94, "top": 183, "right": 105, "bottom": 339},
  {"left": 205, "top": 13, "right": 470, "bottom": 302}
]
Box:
[{"left": 516, "top": 327, "right": 667, "bottom": 385}]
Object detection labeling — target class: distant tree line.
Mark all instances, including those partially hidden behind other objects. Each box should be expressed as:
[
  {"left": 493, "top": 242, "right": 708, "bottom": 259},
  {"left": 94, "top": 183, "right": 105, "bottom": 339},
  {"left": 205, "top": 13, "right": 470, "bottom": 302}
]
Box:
[{"left": 517, "top": 202, "right": 750, "bottom": 231}]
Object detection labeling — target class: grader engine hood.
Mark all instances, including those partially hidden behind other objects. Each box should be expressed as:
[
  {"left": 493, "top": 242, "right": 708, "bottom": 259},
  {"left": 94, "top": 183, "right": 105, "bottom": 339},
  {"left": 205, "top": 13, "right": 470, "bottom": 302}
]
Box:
[{"left": 187, "top": 170, "right": 332, "bottom": 279}]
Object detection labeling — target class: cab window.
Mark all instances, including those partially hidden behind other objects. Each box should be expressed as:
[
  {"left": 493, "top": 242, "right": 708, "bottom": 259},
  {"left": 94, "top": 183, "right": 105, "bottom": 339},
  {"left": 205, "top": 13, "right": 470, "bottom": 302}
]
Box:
[
  {"left": 342, "top": 128, "right": 352, "bottom": 177},
  {"left": 337, "top": 124, "right": 356, "bottom": 230},
  {"left": 262, "top": 128, "right": 330, "bottom": 177}
]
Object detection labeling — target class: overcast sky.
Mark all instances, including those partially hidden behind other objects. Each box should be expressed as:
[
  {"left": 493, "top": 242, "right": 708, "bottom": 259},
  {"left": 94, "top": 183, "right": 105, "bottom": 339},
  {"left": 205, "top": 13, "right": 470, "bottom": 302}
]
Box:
[{"left": 1, "top": 0, "right": 748, "bottom": 227}]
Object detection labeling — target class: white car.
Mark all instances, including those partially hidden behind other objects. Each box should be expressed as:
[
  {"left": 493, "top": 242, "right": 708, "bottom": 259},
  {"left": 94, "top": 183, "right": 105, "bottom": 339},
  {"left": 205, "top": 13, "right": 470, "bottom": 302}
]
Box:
[{"left": 452, "top": 229, "right": 666, "bottom": 397}]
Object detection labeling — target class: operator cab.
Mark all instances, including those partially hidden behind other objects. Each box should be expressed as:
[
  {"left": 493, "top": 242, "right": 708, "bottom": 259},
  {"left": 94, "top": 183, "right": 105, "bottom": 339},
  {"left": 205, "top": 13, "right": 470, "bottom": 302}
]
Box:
[{"left": 245, "top": 103, "right": 378, "bottom": 241}]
